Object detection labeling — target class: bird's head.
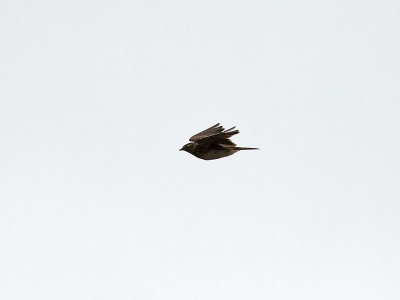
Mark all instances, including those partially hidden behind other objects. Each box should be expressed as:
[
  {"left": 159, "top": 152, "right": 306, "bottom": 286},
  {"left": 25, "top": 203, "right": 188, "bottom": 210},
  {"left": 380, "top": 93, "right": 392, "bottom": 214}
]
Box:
[{"left": 179, "top": 142, "right": 195, "bottom": 153}]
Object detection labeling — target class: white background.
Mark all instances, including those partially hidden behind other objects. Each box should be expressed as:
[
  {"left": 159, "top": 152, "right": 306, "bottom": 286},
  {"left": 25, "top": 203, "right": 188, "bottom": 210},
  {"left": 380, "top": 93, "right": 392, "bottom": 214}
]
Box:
[{"left": 1, "top": 0, "right": 399, "bottom": 299}]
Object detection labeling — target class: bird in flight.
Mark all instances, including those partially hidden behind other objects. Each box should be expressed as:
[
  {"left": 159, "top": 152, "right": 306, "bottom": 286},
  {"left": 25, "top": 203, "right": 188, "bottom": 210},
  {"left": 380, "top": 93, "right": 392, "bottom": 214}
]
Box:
[{"left": 179, "top": 123, "right": 259, "bottom": 160}]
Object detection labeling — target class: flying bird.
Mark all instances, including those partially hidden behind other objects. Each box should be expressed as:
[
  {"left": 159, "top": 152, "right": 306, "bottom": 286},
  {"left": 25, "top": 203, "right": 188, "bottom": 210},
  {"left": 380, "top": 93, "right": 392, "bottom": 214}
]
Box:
[{"left": 179, "top": 123, "right": 259, "bottom": 160}]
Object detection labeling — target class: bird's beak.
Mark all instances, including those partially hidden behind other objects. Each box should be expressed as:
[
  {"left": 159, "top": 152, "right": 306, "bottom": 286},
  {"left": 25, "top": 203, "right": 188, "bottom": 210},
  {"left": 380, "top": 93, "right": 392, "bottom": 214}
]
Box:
[{"left": 179, "top": 147, "right": 184, "bottom": 151}]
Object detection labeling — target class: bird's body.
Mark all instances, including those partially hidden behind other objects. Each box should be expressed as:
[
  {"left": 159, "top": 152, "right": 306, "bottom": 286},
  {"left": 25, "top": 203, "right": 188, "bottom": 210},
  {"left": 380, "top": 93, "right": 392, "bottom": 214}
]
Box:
[{"left": 179, "top": 123, "right": 258, "bottom": 160}]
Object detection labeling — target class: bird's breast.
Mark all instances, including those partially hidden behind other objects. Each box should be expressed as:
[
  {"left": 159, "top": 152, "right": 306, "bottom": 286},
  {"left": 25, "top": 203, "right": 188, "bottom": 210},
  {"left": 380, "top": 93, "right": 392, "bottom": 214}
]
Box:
[{"left": 195, "top": 149, "right": 237, "bottom": 160}]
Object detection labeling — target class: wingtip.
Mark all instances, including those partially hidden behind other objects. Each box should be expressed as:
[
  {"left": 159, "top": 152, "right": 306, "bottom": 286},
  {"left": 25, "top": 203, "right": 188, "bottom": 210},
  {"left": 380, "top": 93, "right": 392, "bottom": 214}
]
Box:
[{"left": 224, "top": 126, "right": 237, "bottom": 132}]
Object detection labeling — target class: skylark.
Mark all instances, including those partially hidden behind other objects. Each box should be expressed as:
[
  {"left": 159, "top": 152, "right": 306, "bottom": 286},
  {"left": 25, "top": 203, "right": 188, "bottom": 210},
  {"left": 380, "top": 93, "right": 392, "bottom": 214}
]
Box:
[{"left": 180, "top": 123, "right": 259, "bottom": 160}]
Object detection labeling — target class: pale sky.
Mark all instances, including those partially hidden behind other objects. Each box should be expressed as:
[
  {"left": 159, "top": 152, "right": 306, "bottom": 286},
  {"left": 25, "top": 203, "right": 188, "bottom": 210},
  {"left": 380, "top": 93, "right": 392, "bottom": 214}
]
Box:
[{"left": 1, "top": 1, "right": 399, "bottom": 299}]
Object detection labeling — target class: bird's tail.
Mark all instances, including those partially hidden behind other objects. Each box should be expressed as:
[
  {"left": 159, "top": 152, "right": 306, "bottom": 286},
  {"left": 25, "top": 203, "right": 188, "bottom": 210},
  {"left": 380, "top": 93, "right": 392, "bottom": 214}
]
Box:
[{"left": 231, "top": 147, "right": 259, "bottom": 150}]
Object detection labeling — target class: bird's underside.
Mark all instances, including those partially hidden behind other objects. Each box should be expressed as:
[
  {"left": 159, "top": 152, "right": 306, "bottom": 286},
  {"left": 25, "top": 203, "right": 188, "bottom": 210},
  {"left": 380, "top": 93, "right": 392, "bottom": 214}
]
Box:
[{"left": 179, "top": 123, "right": 258, "bottom": 160}]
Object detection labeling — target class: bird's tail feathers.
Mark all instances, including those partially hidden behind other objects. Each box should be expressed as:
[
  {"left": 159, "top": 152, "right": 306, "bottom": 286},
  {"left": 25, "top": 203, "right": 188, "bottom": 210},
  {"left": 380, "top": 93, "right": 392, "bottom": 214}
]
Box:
[
  {"left": 232, "top": 147, "right": 259, "bottom": 150},
  {"left": 218, "top": 145, "right": 259, "bottom": 150}
]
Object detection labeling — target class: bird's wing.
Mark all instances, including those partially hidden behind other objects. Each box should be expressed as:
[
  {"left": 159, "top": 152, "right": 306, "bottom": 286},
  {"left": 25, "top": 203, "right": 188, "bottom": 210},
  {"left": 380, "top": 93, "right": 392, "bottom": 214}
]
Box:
[
  {"left": 190, "top": 123, "right": 239, "bottom": 146},
  {"left": 189, "top": 123, "right": 223, "bottom": 141}
]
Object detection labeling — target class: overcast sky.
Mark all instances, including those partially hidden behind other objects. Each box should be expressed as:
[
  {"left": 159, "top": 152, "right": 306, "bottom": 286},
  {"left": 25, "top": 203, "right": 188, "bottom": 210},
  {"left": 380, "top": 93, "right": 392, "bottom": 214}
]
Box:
[{"left": 1, "top": 0, "right": 399, "bottom": 299}]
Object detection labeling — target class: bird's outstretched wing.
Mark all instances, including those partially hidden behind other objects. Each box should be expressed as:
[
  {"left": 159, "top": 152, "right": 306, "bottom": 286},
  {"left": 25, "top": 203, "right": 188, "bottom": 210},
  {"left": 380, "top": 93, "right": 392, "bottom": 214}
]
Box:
[{"left": 189, "top": 123, "right": 239, "bottom": 146}]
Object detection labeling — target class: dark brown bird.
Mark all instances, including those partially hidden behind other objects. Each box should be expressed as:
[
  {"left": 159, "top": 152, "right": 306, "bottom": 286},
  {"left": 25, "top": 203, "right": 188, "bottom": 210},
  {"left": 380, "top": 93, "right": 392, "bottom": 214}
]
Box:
[{"left": 179, "top": 123, "right": 259, "bottom": 160}]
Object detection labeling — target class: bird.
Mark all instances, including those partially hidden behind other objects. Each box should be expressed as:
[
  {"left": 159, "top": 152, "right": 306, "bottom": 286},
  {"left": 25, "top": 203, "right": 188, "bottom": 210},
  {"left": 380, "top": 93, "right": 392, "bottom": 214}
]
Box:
[{"left": 179, "top": 123, "right": 259, "bottom": 160}]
